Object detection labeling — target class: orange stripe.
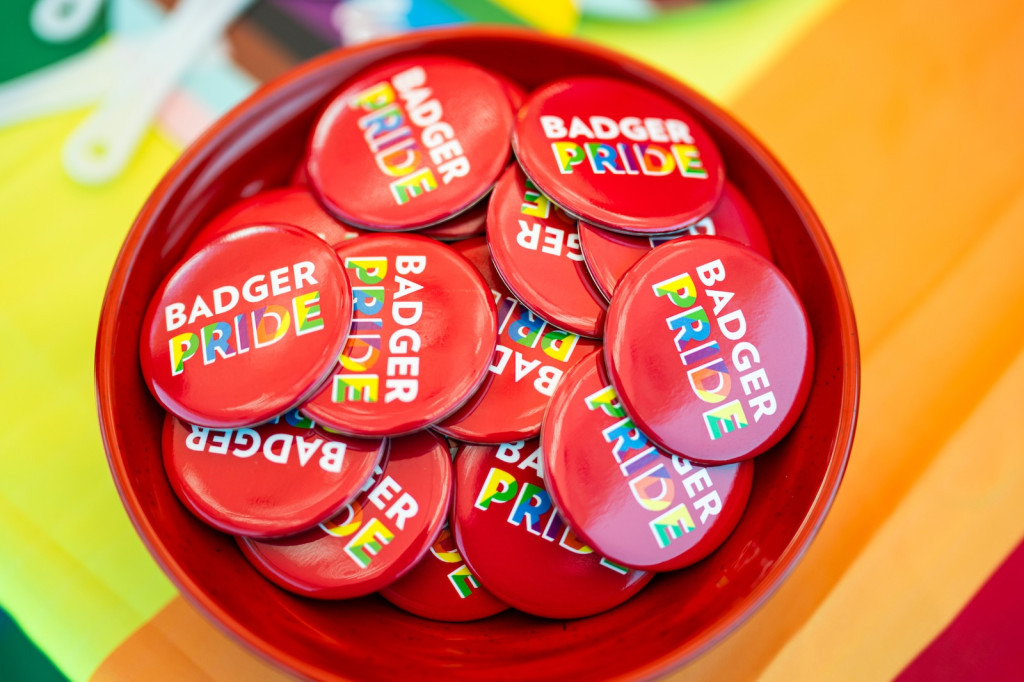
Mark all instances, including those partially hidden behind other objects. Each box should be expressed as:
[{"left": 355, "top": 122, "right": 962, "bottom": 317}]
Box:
[
  {"left": 89, "top": 597, "right": 293, "bottom": 681},
  {"left": 666, "top": 0, "right": 1024, "bottom": 679}
]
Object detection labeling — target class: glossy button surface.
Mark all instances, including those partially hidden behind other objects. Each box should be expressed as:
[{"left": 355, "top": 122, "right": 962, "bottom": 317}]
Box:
[
  {"left": 452, "top": 440, "right": 652, "bottom": 619},
  {"left": 418, "top": 196, "right": 488, "bottom": 241},
  {"left": 486, "top": 164, "right": 606, "bottom": 337},
  {"left": 239, "top": 430, "right": 452, "bottom": 599},
  {"left": 579, "top": 181, "right": 771, "bottom": 299},
  {"left": 434, "top": 237, "right": 600, "bottom": 443},
  {"left": 163, "top": 409, "right": 387, "bottom": 538},
  {"left": 185, "top": 187, "right": 364, "bottom": 257},
  {"left": 604, "top": 237, "right": 813, "bottom": 464},
  {"left": 301, "top": 234, "right": 497, "bottom": 437},
  {"left": 308, "top": 55, "right": 515, "bottom": 230},
  {"left": 542, "top": 352, "right": 753, "bottom": 570},
  {"left": 512, "top": 75, "right": 725, "bottom": 233},
  {"left": 140, "top": 225, "right": 352, "bottom": 428},
  {"left": 380, "top": 525, "right": 509, "bottom": 622}
]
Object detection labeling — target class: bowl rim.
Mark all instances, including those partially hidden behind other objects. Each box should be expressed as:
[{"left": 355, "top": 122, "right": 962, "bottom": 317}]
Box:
[{"left": 95, "top": 25, "right": 860, "bottom": 681}]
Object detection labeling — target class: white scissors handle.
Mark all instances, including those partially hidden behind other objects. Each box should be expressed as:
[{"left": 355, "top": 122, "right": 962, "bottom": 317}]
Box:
[
  {"left": 31, "top": 0, "right": 105, "bottom": 43},
  {"left": 62, "top": 0, "right": 255, "bottom": 185}
]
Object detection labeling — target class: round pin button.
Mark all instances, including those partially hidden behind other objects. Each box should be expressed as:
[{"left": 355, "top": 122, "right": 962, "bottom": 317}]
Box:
[
  {"left": 434, "top": 237, "right": 600, "bottom": 443},
  {"left": 308, "top": 55, "right": 515, "bottom": 231},
  {"left": 418, "top": 196, "right": 488, "bottom": 241},
  {"left": 163, "top": 409, "right": 387, "bottom": 538},
  {"left": 140, "top": 224, "right": 352, "bottom": 428},
  {"left": 186, "top": 187, "right": 365, "bottom": 257},
  {"left": 452, "top": 440, "right": 652, "bottom": 619},
  {"left": 542, "top": 351, "right": 753, "bottom": 570},
  {"left": 604, "top": 237, "right": 813, "bottom": 464},
  {"left": 301, "top": 233, "right": 497, "bottom": 437},
  {"left": 486, "top": 164, "right": 606, "bottom": 338},
  {"left": 380, "top": 525, "right": 509, "bottom": 622},
  {"left": 512, "top": 75, "right": 725, "bottom": 233},
  {"left": 579, "top": 181, "right": 771, "bottom": 299},
  {"left": 239, "top": 430, "right": 452, "bottom": 599}
]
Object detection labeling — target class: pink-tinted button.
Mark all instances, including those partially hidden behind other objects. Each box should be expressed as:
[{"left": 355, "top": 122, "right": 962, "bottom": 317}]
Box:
[
  {"left": 185, "top": 187, "right": 364, "bottom": 257},
  {"left": 380, "top": 524, "right": 509, "bottom": 622},
  {"left": 163, "top": 409, "right": 387, "bottom": 538},
  {"left": 604, "top": 237, "right": 813, "bottom": 464},
  {"left": 452, "top": 439, "right": 652, "bottom": 619},
  {"left": 434, "top": 237, "right": 600, "bottom": 443},
  {"left": 301, "top": 234, "right": 497, "bottom": 437},
  {"left": 579, "top": 181, "right": 771, "bottom": 299},
  {"left": 486, "top": 164, "right": 606, "bottom": 337},
  {"left": 542, "top": 351, "right": 753, "bottom": 570},
  {"left": 308, "top": 55, "right": 515, "bottom": 230},
  {"left": 140, "top": 224, "right": 352, "bottom": 428},
  {"left": 512, "top": 75, "right": 725, "bottom": 233},
  {"left": 239, "top": 430, "right": 452, "bottom": 599}
]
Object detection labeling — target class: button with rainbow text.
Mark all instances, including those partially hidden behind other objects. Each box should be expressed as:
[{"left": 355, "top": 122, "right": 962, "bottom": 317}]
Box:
[
  {"left": 380, "top": 524, "right": 509, "bottom": 622},
  {"left": 451, "top": 440, "right": 652, "bottom": 619},
  {"left": 163, "top": 409, "right": 387, "bottom": 538},
  {"left": 579, "top": 181, "right": 771, "bottom": 299},
  {"left": 238, "top": 430, "right": 452, "bottom": 599},
  {"left": 434, "top": 237, "right": 600, "bottom": 443},
  {"left": 308, "top": 55, "right": 515, "bottom": 231},
  {"left": 301, "top": 234, "right": 497, "bottom": 437},
  {"left": 486, "top": 164, "right": 606, "bottom": 338},
  {"left": 140, "top": 224, "right": 352, "bottom": 428},
  {"left": 512, "top": 75, "right": 724, "bottom": 234},
  {"left": 604, "top": 237, "right": 813, "bottom": 464},
  {"left": 542, "top": 351, "right": 753, "bottom": 570},
  {"left": 185, "top": 187, "right": 365, "bottom": 257}
]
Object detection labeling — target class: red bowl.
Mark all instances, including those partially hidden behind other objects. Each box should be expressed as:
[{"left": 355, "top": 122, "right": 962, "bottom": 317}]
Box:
[{"left": 96, "top": 27, "right": 858, "bottom": 681}]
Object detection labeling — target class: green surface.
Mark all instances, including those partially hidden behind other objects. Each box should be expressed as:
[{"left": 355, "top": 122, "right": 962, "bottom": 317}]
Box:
[{"left": 0, "top": 0, "right": 106, "bottom": 83}]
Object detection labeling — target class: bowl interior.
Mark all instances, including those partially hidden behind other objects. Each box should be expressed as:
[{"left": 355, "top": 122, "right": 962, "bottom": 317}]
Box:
[{"left": 97, "top": 28, "right": 858, "bottom": 681}]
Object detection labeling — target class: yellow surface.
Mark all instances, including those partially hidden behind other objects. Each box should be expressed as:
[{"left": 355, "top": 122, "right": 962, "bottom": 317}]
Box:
[
  {"left": 2, "top": 0, "right": 1024, "bottom": 679},
  {"left": 0, "top": 110, "right": 180, "bottom": 680}
]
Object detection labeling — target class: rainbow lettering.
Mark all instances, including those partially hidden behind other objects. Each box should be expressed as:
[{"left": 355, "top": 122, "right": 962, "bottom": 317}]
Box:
[
  {"left": 343, "top": 517, "right": 395, "bottom": 568},
  {"left": 332, "top": 374, "right": 379, "bottom": 403},
  {"left": 703, "top": 400, "right": 749, "bottom": 439},
  {"left": 474, "top": 467, "right": 518, "bottom": 510},
  {"left": 447, "top": 565, "right": 480, "bottom": 599},
  {"left": 686, "top": 358, "right": 732, "bottom": 403},
  {"left": 652, "top": 272, "right": 697, "bottom": 308},
  {"left": 649, "top": 504, "right": 696, "bottom": 549}
]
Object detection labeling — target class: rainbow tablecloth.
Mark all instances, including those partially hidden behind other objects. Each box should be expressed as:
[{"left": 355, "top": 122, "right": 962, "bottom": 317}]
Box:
[{"left": 1, "top": 0, "right": 1022, "bottom": 679}]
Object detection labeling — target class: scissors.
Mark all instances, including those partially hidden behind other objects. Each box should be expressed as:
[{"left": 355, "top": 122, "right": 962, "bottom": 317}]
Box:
[{"left": 1, "top": 0, "right": 255, "bottom": 185}]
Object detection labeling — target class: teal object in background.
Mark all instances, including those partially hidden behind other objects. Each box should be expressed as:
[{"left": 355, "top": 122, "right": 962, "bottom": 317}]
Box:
[
  {"left": 0, "top": 0, "right": 107, "bottom": 83},
  {"left": 0, "top": 607, "right": 69, "bottom": 682}
]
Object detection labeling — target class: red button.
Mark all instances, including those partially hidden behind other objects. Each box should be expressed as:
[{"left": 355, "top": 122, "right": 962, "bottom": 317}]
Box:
[
  {"left": 542, "top": 351, "right": 753, "bottom": 570},
  {"left": 163, "top": 409, "right": 387, "bottom": 538},
  {"left": 380, "top": 524, "right": 509, "bottom": 622},
  {"left": 604, "top": 237, "right": 813, "bottom": 464},
  {"left": 239, "top": 430, "right": 452, "bottom": 599},
  {"left": 434, "top": 237, "right": 600, "bottom": 443},
  {"left": 512, "top": 75, "right": 725, "bottom": 233},
  {"left": 301, "top": 234, "right": 497, "bottom": 437},
  {"left": 308, "top": 55, "right": 515, "bottom": 230},
  {"left": 451, "top": 440, "right": 652, "bottom": 619},
  {"left": 140, "top": 224, "right": 352, "bottom": 428},
  {"left": 579, "top": 181, "right": 771, "bottom": 299},
  {"left": 186, "top": 187, "right": 365, "bottom": 257},
  {"left": 418, "top": 196, "right": 488, "bottom": 241},
  {"left": 486, "top": 164, "right": 607, "bottom": 338}
]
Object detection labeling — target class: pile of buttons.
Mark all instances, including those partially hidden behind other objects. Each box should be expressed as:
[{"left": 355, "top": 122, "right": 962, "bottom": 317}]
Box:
[{"left": 139, "top": 55, "right": 814, "bottom": 622}]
